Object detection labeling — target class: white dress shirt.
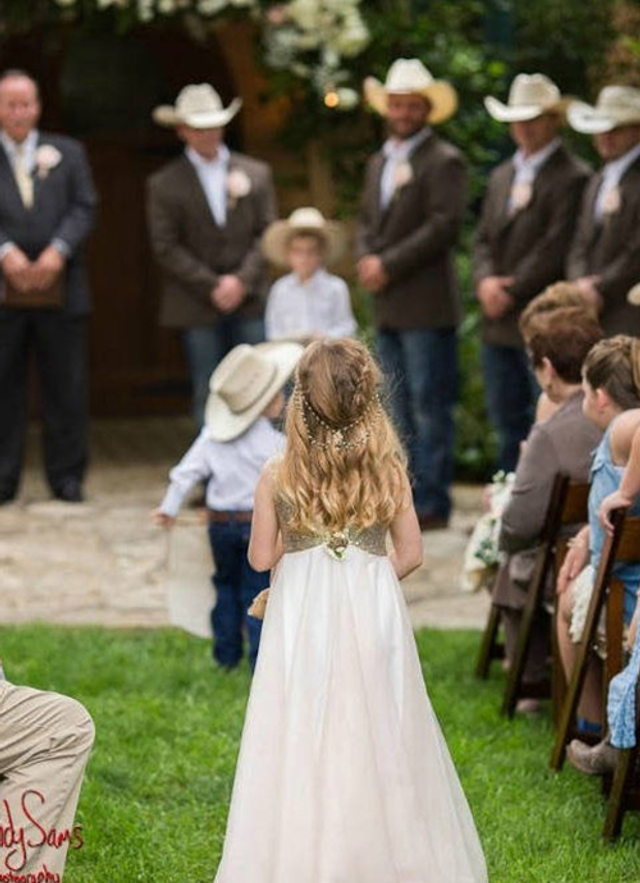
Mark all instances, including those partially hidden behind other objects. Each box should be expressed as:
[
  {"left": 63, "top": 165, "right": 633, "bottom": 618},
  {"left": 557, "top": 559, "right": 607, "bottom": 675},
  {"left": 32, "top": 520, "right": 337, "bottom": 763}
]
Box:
[
  {"left": 185, "top": 143, "right": 230, "bottom": 226},
  {"left": 380, "top": 127, "right": 430, "bottom": 210},
  {"left": 265, "top": 269, "right": 357, "bottom": 341},
  {"left": 508, "top": 137, "right": 561, "bottom": 213},
  {"left": 0, "top": 129, "right": 70, "bottom": 258},
  {"left": 594, "top": 141, "right": 640, "bottom": 221},
  {"left": 160, "top": 417, "right": 284, "bottom": 516}
]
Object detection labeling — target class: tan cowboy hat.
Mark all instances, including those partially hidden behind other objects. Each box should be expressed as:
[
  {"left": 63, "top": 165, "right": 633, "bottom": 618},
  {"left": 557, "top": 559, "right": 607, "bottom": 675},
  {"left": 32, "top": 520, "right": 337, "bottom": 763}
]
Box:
[
  {"left": 485, "top": 73, "right": 569, "bottom": 123},
  {"left": 153, "top": 84, "right": 242, "bottom": 129},
  {"left": 205, "top": 342, "right": 303, "bottom": 442},
  {"left": 364, "top": 58, "right": 458, "bottom": 124},
  {"left": 262, "top": 207, "right": 344, "bottom": 267},
  {"left": 568, "top": 85, "right": 640, "bottom": 134}
]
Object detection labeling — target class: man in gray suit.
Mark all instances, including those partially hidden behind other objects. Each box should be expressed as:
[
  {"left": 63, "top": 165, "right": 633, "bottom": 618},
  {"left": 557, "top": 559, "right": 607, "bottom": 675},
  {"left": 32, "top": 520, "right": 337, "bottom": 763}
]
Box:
[
  {"left": 567, "top": 86, "right": 640, "bottom": 336},
  {"left": 147, "top": 84, "right": 277, "bottom": 428},
  {"left": 357, "top": 59, "right": 467, "bottom": 529},
  {"left": 0, "top": 69, "right": 97, "bottom": 504},
  {"left": 475, "top": 74, "right": 590, "bottom": 472}
]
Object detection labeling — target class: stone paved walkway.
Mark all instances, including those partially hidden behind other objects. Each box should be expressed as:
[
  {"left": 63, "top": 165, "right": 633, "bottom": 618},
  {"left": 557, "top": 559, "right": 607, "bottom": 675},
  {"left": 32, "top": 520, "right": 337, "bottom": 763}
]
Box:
[{"left": 0, "top": 419, "right": 489, "bottom": 634}]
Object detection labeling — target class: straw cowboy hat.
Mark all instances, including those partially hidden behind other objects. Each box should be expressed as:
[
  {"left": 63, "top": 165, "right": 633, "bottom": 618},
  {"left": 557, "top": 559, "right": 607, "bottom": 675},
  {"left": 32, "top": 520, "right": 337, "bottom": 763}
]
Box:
[
  {"left": 484, "top": 73, "right": 570, "bottom": 122},
  {"left": 628, "top": 282, "right": 640, "bottom": 306},
  {"left": 364, "top": 58, "right": 458, "bottom": 124},
  {"left": 262, "top": 207, "right": 345, "bottom": 267},
  {"left": 568, "top": 85, "right": 640, "bottom": 134},
  {"left": 153, "top": 83, "right": 242, "bottom": 129},
  {"left": 205, "top": 342, "right": 303, "bottom": 442}
]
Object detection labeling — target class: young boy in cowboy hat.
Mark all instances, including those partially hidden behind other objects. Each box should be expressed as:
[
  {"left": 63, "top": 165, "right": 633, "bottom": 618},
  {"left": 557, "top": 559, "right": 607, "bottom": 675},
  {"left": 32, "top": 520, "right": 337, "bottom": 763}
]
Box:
[
  {"left": 153, "top": 341, "right": 302, "bottom": 672},
  {"left": 263, "top": 207, "right": 357, "bottom": 342}
]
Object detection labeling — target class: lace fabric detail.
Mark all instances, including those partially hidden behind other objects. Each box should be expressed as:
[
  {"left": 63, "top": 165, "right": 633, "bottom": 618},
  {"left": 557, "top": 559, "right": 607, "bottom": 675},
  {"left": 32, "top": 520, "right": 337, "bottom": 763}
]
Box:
[{"left": 276, "top": 496, "right": 387, "bottom": 558}]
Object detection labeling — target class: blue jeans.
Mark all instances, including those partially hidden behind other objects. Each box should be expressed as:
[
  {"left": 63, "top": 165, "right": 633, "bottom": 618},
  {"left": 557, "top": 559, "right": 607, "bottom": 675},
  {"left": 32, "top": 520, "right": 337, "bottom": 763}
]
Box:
[
  {"left": 207, "top": 520, "right": 269, "bottom": 673},
  {"left": 183, "top": 317, "right": 265, "bottom": 428},
  {"left": 376, "top": 328, "right": 458, "bottom": 519},
  {"left": 481, "top": 343, "right": 536, "bottom": 474}
]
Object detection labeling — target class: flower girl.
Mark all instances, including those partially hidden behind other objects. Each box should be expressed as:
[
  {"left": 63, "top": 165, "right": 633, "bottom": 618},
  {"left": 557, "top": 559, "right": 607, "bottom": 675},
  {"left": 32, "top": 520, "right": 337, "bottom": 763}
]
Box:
[{"left": 214, "top": 338, "right": 487, "bottom": 883}]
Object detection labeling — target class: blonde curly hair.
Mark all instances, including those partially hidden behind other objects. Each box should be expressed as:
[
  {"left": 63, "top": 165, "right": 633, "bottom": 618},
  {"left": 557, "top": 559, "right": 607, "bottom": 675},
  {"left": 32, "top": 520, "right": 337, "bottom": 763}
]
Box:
[{"left": 275, "top": 338, "right": 408, "bottom": 534}]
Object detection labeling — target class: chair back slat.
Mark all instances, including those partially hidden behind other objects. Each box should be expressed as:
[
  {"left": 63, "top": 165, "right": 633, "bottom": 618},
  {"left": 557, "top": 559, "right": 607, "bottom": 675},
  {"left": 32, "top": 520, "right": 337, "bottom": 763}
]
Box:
[{"left": 560, "top": 482, "right": 590, "bottom": 526}]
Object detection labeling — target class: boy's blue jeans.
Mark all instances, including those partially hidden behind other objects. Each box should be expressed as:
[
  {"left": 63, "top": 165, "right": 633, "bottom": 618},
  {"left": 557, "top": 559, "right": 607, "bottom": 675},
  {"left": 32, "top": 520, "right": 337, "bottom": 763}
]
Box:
[{"left": 207, "top": 519, "right": 269, "bottom": 673}]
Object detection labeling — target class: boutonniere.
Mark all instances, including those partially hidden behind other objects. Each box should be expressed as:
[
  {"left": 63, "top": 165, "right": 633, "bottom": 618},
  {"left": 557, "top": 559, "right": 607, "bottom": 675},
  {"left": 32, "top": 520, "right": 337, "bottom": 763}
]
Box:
[
  {"left": 35, "top": 144, "right": 62, "bottom": 179},
  {"left": 509, "top": 182, "right": 532, "bottom": 214},
  {"left": 601, "top": 185, "right": 621, "bottom": 216},
  {"left": 393, "top": 161, "right": 413, "bottom": 193},
  {"left": 226, "top": 168, "right": 252, "bottom": 209}
]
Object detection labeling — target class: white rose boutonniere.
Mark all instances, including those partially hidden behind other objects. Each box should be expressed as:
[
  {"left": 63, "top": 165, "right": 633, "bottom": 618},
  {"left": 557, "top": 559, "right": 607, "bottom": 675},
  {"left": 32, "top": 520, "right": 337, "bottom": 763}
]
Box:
[
  {"left": 35, "top": 144, "right": 62, "bottom": 180},
  {"left": 601, "top": 185, "right": 621, "bottom": 217},
  {"left": 393, "top": 161, "right": 413, "bottom": 194},
  {"left": 509, "top": 182, "right": 533, "bottom": 214},
  {"left": 226, "top": 168, "right": 252, "bottom": 209}
]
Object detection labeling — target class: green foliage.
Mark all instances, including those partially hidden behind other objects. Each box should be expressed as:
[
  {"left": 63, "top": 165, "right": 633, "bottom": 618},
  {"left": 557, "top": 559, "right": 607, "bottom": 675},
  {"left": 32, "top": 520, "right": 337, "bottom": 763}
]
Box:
[{"left": 3, "top": 624, "right": 640, "bottom": 881}]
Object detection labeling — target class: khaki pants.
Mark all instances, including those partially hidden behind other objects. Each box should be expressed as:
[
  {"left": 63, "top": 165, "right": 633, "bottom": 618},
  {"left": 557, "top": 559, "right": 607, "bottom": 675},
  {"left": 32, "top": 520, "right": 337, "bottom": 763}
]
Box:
[{"left": 0, "top": 682, "right": 94, "bottom": 881}]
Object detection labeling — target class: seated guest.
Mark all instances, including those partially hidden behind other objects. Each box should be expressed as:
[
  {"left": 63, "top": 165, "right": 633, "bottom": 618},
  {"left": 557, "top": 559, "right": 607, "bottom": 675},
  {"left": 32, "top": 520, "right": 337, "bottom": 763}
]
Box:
[
  {"left": 557, "top": 336, "right": 640, "bottom": 731},
  {"left": 0, "top": 664, "right": 94, "bottom": 879},
  {"left": 492, "top": 305, "right": 603, "bottom": 708},
  {"left": 263, "top": 208, "right": 357, "bottom": 342},
  {"left": 569, "top": 420, "right": 640, "bottom": 773}
]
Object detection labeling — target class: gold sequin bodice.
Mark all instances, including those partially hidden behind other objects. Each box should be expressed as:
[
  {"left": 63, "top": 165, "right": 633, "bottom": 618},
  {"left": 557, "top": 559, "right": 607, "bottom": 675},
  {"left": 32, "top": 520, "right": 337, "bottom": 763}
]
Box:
[{"left": 276, "top": 497, "right": 387, "bottom": 559}]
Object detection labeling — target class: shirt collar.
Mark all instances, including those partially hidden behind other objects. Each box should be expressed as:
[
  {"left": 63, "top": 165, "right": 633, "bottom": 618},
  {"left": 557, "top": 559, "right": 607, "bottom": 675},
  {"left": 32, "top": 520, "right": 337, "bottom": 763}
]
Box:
[
  {"left": 383, "top": 126, "right": 431, "bottom": 160},
  {"left": 602, "top": 141, "right": 640, "bottom": 186},
  {"left": 513, "top": 137, "right": 561, "bottom": 175},
  {"left": 185, "top": 142, "right": 230, "bottom": 170},
  {"left": 0, "top": 129, "right": 38, "bottom": 161},
  {"left": 292, "top": 268, "right": 327, "bottom": 287}
]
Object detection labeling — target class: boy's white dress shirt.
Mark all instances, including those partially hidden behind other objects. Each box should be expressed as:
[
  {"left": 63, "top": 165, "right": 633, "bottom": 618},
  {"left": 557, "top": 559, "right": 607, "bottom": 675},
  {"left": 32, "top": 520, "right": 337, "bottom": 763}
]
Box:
[
  {"left": 265, "top": 268, "right": 357, "bottom": 341},
  {"left": 160, "top": 417, "right": 284, "bottom": 516}
]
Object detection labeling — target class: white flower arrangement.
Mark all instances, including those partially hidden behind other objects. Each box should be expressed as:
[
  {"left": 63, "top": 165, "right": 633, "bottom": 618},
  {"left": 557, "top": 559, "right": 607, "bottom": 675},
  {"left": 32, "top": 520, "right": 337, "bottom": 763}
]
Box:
[
  {"left": 509, "top": 181, "right": 533, "bottom": 213},
  {"left": 393, "top": 161, "right": 413, "bottom": 192},
  {"left": 601, "top": 185, "right": 621, "bottom": 216},
  {"left": 35, "top": 144, "right": 63, "bottom": 179},
  {"left": 50, "top": 0, "right": 369, "bottom": 105}
]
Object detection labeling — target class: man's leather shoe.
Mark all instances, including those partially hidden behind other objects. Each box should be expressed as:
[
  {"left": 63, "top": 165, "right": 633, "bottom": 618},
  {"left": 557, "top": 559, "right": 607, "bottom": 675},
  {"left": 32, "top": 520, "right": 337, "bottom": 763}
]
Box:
[
  {"left": 418, "top": 513, "right": 449, "bottom": 531},
  {"left": 567, "top": 738, "right": 618, "bottom": 776},
  {"left": 53, "top": 481, "right": 84, "bottom": 503}
]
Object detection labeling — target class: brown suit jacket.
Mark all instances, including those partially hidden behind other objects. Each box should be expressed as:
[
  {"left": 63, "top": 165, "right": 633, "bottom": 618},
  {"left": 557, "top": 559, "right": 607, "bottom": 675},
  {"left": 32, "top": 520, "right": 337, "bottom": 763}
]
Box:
[
  {"left": 567, "top": 154, "right": 640, "bottom": 336},
  {"left": 493, "top": 391, "right": 601, "bottom": 610},
  {"left": 356, "top": 132, "right": 467, "bottom": 330},
  {"left": 473, "top": 145, "right": 590, "bottom": 348},
  {"left": 146, "top": 151, "right": 277, "bottom": 328}
]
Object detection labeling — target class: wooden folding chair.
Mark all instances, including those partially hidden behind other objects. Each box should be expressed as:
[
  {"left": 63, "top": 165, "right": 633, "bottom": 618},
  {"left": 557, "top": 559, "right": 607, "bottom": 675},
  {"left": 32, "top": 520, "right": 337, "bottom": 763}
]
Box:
[
  {"left": 475, "top": 603, "right": 504, "bottom": 680},
  {"left": 550, "top": 509, "right": 640, "bottom": 771},
  {"left": 501, "top": 476, "right": 590, "bottom": 718}
]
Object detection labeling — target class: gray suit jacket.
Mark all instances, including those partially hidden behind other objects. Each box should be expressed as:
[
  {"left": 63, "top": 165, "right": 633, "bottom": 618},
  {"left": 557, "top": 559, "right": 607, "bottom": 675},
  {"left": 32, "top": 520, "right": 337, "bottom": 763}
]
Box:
[
  {"left": 493, "top": 391, "right": 601, "bottom": 609},
  {"left": 0, "top": 131, "right": 97, "bottom": 314},
  {"left": 567, "top": 155, "right": 640, "bottom": 336},
  {"left": 473, "top": 145, "right": 590, "bottom": 348},
  {"left": 146, "top": 151, "right": 277, "bottom": 328},
  {"left": 357, "top": 132, "right": 467, "bottom": 330}
]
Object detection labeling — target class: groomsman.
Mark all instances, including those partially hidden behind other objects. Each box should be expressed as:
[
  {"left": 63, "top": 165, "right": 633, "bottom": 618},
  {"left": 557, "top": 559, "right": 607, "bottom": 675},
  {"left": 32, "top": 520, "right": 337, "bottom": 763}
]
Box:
[
  {"left": 0, "top": 69, "right": 97, "bottom": 503},
  {"left": 357, "top": 58, "right": 467, "bottom": 529},
  {"left": 147, "top": 84, "right": 277, "bottom": 428},
  {"left": 567, "top": 86, "right": 640, "bottom": 336},
  {"left": 474, "top": 74, "right": 590, "bottom": 472}
]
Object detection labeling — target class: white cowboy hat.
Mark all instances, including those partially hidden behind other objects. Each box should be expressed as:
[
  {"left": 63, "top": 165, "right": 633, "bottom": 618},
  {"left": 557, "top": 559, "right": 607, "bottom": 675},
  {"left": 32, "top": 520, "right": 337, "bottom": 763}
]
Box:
[
  {"left": 262, "top": 207, "right": 345, "bottom": 267},
  {"left": 205, "top": 342, "right": 303, "bottom": 442},
  {"left": 152, "top": 84, "right": 242, "bottom": 129},
  {"left": 364, "top": 58, "right": 458, "bottom": 124},
  {"left": 484, "top": 73, "right": 569, "bottom": 123},
  {"left": 568, "top": 85, "right": 640, "bottom": 134}
]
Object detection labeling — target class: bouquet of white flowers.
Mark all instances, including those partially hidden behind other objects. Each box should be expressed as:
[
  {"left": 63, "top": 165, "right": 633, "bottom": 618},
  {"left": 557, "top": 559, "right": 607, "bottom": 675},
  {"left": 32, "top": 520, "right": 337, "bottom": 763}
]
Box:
[{"left": 461, "top": 471, "right": 515, "bottom": 593}]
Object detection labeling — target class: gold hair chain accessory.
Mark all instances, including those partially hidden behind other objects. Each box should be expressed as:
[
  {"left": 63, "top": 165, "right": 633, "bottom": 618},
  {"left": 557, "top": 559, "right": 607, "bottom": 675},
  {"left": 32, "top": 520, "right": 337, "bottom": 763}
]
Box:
[{"left": 296, "top": 388, "right": 380, "bottom": 450}]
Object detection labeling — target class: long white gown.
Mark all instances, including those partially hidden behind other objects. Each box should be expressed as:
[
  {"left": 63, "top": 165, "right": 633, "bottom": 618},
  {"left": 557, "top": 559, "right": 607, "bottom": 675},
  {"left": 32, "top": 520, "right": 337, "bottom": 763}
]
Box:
[{"left": 214, "top": 517, "right": 488, "bottom": 883}]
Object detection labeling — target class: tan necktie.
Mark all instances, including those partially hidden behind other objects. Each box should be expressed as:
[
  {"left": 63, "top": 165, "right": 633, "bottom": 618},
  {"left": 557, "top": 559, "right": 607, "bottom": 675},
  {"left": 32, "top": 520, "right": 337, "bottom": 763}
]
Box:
[{"left": 13, "top": 144, "right": 34, "bottom": 208}]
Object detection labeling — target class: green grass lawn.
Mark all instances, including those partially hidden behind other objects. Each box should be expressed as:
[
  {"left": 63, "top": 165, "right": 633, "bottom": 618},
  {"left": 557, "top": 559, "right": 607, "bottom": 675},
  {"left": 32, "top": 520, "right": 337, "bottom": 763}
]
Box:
[{"left": 2, "top": 625, "right": 640, "bottom": 882}]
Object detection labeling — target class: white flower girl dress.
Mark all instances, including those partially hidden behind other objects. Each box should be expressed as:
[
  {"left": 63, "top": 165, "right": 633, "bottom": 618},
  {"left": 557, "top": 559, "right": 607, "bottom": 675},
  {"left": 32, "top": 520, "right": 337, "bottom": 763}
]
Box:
[{"left": 214, "top": 504, "right": 488, "bottom": 883}]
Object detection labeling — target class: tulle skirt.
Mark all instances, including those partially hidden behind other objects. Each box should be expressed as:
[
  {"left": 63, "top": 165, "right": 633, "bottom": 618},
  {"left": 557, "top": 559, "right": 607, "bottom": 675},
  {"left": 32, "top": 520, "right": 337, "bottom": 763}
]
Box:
[{"left": 214, "top": 545, "right": 487, "bottom": 883}]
